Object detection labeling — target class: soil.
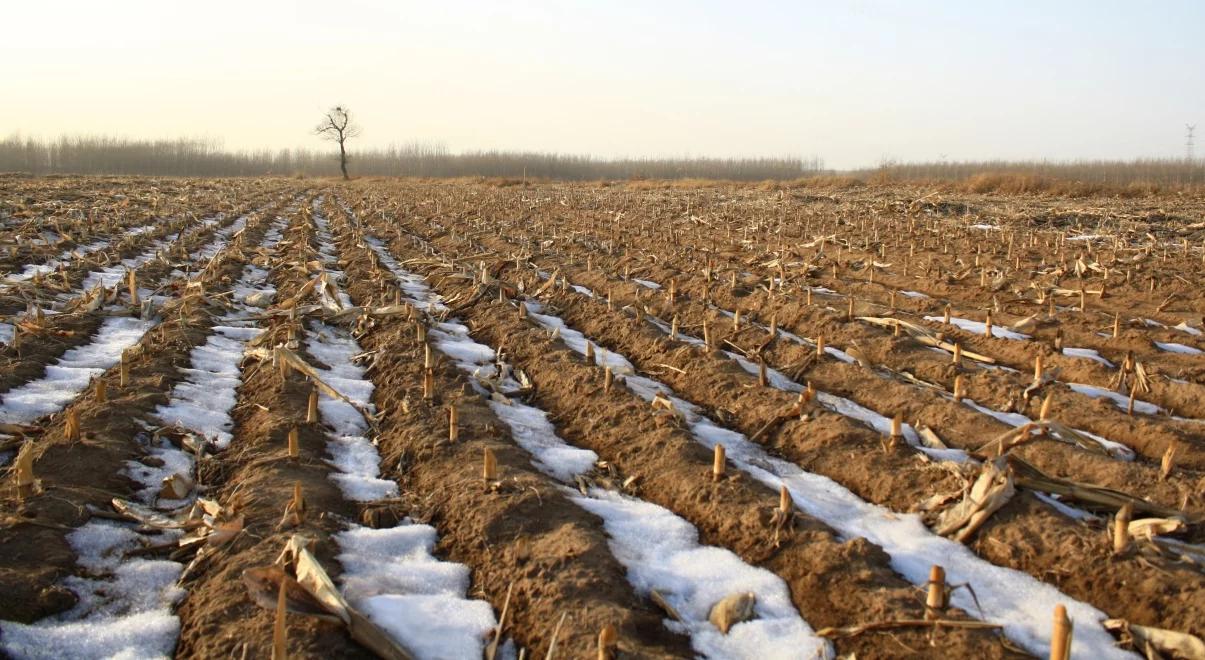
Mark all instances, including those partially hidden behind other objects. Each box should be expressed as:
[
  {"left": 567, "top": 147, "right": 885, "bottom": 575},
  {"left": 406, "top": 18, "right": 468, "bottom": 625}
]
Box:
[{"left": 2, "top": 177, "right": 1203, "bottom": 658}]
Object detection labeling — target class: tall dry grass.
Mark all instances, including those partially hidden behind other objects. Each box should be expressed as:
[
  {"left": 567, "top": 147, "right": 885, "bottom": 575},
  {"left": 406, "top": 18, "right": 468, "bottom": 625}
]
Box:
[{"left": 860, "top": 159, "right": 1205, "bottom": 196}]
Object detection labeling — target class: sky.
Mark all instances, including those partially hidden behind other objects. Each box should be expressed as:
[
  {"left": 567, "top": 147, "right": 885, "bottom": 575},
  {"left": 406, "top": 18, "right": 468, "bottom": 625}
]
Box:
[{"left": 3, "top": 1, "right": 1203, "bottom": 169}]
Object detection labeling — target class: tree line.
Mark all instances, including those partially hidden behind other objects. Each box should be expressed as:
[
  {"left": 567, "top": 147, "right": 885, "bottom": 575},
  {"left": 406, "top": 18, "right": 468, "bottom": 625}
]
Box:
[{"left": 0, "top": 135, "right": 820, "bottom": 181}]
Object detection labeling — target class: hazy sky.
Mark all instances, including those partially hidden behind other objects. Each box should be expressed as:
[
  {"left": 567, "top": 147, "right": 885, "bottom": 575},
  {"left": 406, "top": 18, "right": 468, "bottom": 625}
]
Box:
[{"left": 4, "top": 1, "right": 1203, "bottom": 169}]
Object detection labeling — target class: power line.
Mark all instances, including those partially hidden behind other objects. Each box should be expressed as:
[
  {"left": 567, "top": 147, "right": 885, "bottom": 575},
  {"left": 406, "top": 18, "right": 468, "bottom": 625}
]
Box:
[{"left": 1188, "top": 123, "right": 1197, "bottom": 161}]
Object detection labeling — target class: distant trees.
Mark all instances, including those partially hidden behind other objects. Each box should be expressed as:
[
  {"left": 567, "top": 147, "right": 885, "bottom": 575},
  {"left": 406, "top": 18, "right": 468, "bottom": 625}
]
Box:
[
  {"left": 0, "top": 134, "right": 821, "bottom": 181},
  {"left": 314, "top": 106, "right": 361, "bottom": 180}
]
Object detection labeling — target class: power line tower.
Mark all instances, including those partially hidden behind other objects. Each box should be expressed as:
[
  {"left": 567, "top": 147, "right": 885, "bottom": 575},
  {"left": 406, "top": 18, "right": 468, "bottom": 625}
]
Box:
[{"left": 1188, "top": 124, "right": 1197, "bottom": 161}]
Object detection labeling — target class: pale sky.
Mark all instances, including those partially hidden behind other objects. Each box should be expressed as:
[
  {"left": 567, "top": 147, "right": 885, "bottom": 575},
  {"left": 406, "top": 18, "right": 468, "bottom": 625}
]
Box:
[{"left": 3, "top": 1, "right": 1202, "bottom": 169}]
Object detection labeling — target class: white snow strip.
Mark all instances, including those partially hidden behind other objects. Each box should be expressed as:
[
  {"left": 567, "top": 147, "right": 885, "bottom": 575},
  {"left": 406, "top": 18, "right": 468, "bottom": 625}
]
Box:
[
  {"left": 1062, "top": 347, "right": 1114, "bottom": 368},
  {"left": 4, "top": 223, "right": 159, "bottom": 284},
  {"left": 962, "top": 399, "right": 1135, "bottom": 461},
  {"left": 572, "top": 489, "right": 829, "bottom": 659},
  {"left": 0, "top": 322, "right": 13, "bottom": 346},
  {"left": 924, "top": 315, "right": 1031, "bottom": 340},
  {"left": 335, "top": 524, "right": 497, "bottom": 660},
  {"left": 1032, "top": 493, "right": 1099, "bottom": 522},
  {"left": 710, "top": 307, "right": 857, "bottom": 364},
  {"left": 0, "top": 522, "right": 182, "bottom": 660},
  {"left": 632, "top": 278, "right": 661, "bottom": 289},
  {"left": 1067, "top": 383, "right": 1162, "bottom": 416},
  {"left": 1155, "top": 341, "right": 1203, "bottom": 355},
  {"left": 0, "top": 316, "right": 155, "bottom": 425},
  {"left": 363, "top": 236, "right": 449, "bottom": 313},
  {"left": 900, "top": 290, "right": 929, "bottom": 298},
  {"left": 304, "top": 319, "right": 398, "bottom": 501},
  {"left": 309, "top": 215, "right": 397, "bottom": 502},
  {"left": 74, "top": 213, "right": 235, "bottom": 297}
]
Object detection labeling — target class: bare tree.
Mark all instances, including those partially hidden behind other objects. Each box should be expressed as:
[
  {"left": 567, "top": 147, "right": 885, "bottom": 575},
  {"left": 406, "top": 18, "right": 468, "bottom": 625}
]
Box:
[{"left": 314, "top": 106, "right": 361, "bottom": 180}]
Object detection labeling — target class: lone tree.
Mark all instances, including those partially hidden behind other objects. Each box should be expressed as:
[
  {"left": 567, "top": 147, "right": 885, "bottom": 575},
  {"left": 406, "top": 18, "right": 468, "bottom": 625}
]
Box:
[{"left": 314, "top": 106, "right": 360, "bottom": 180}]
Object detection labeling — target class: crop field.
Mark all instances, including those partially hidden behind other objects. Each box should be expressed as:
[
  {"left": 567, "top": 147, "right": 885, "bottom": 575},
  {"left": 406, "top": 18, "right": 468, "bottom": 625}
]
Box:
[{"left": 0, "top": 176, "right": 1202, "bottom": 659}]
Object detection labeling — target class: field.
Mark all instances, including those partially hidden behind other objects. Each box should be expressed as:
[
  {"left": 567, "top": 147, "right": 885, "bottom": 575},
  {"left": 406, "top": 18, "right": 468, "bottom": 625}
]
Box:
[{"left": 0, "top": 176, "right": 1202, "bottom": 659}]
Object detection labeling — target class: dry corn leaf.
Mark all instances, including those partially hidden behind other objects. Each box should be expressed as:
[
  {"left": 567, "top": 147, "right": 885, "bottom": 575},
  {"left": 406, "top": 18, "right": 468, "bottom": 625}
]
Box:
[
  {"left": 243, "top": 565, "right": 343, "bottom": 623},
  {"left": 1104, "top": 618, "right": 1205, "bottom": 660},
  {"left": 207, "top": 514, "right": 245, "bottom": 547},
  {"left": 1008, "top": 455, "right": 1181, "bottom": 518},
  {"left": 275, "top": 347, "right": 376, "bottom": 428},
  {"left": 13, "top": 441, "right": 38, "bottom": 491},
  {"left": 110, "top": 498, "right": 186, "bottom": 528},
  {"left": 158, "top": 472, "right": 194, "bottom": 500},
  {"left": 270, "top": 535, "right": 414, "bottom": 660},
  {"left": 934, "top": 456, "right": 1015, "bottom": 542},
  {"left": 1129, "top": 518, "right": 1186, "bottom": 539},
  {"left": 915, "top": 426, "right": 949, "bottom": 450},
  {"left": 709, "top": 592, "right": 757, "bottom": 634}
]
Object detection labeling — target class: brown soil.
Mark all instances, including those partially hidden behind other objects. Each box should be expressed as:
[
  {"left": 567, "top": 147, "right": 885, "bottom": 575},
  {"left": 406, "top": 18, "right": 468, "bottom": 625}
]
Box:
[{"left": 4, "top": 177, "right": 1204, "bottom": 659}]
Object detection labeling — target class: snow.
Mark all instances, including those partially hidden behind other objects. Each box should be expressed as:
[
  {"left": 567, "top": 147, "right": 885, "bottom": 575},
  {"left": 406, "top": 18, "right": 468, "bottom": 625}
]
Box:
[
  {"left": 336, "top": 525, "right": 496, "bottom": 660},
  {"left": 963, "top": 399, "right": 1034, "bottom": 427},
  {"left": 76, "top": 235, "right": 174, "bottom": 294},
  {"left": 552, "top": 285, "right": 961, "bottom": 463},
  {"left": 154, "top": 333, "right": 246, "bottom": 447},
  {"left": 125, "top": 439, "right": 195, "bottom": 504},
  {"left": 73, "top": 212, "right": 239, "bottom": 299},
  {"left": 1155, "top": 341, "right": 1203, "bottom": 355},
  {"left": 1067, "top": 383, "right": 1162, "bottom": 416},
  {"left": 962, "top": 399, "right": 1135, "bottom": 461},
  {"left": 1062, "top": 347, "right": 1114, "bottom": 368},
  {"left": 633, "top": 278, "right": 661, "bottom": 289},
  {"left": 0, "top": 316, "right": 154, "bottom": 425},
  {"left": 363, "top": 236, "right": 449, "bottom": 313},
  {"left": 924, "top": 315, "right": 1031, "bottom": 340},
  {"left": 573, "top": 489, "right": 829, "bottom": 659},
  {"left": 488, "top": 399, "right": 597, "bottom": 481},
  {"left": 630, "top": 373, "right": 1130, "bottom": 658},
  {"left": 0, "top": 522, "right": 183, "bottom": 660},
  {"left": 900, "top": 290, "right": 929, "bottom": 298},
  {"left": 0, "top": 610, "right": 179, "bottom": 660},
  {"left": 4, "top": 223, "right": 158, "bottom": 284},
  {"left": 0, "top": 322, "right": 13, "bottom": 346},
  {"left": 710, "top": 307, "right": 858, "bottom": 363},
  {"left": 307, "top": 217, "right": 397, "bottom": 502},
  {"left": 1032, "top": 493, "right": 1098, "bottom": 522}
]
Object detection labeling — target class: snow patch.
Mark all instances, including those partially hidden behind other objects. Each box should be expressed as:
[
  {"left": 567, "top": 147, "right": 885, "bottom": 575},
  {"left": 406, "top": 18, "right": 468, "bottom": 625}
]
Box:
[
  {"left": 0, "top": 316, "right": 154, "bottom": 425},
  {"left": 924, "top": 315, "right": 1031, "bottom": 340}
]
